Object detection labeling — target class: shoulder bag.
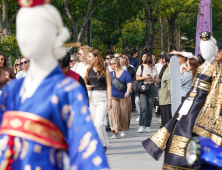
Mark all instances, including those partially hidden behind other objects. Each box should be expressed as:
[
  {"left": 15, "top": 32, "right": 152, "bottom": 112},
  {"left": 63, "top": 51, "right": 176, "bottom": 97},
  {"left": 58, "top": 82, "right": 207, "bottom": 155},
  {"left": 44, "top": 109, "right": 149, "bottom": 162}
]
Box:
[
  {"left": 140, "top": 66, "right": 153, "bottom": 93},
  {"left": 132, "top": 65, "right": 144, "bottom": 93},
  {"left": 112, "top": 71, "right": 126, "bottom": 91}
]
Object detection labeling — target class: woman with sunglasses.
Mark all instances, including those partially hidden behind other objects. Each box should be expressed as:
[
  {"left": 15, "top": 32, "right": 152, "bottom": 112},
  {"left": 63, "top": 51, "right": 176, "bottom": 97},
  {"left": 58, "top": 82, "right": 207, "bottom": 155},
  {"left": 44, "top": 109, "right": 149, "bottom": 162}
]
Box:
[
  {"left": 13, "top": 59, "right": 22, "bottom": 74},
  {"left": 70, "top": 54, "right": 79, "bottom": 68},
  {"left": 72, "top": 45, "right": 92, "bottom": 79},
  {"left": 85, "top": 49, "right": 112, "bottom": 152},
  {"left": 0, "top": 52, "right": 15, "bottom": 90},
  {"left": 16, "top": 57, "right": 30, "bottom": 79},
  {"left": 105, "top": 55, "right": 112, "bottom": 71},
  {"left": 109, "top": 57, "right": 132, "bottom": 139}
]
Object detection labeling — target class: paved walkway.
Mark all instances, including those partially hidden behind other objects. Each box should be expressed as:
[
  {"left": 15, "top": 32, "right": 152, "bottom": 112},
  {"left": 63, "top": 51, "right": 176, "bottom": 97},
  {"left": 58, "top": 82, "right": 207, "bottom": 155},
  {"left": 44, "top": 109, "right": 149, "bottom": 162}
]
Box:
[{"left": 106, "top": 111, "right": 164, "bottom": 170}]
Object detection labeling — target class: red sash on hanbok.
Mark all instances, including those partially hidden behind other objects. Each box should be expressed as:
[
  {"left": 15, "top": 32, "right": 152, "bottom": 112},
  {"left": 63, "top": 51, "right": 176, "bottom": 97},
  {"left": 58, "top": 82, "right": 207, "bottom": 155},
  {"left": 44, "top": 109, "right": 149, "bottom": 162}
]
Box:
[{"left": 0, "top": 111, "right": 68, "bottom": 149}]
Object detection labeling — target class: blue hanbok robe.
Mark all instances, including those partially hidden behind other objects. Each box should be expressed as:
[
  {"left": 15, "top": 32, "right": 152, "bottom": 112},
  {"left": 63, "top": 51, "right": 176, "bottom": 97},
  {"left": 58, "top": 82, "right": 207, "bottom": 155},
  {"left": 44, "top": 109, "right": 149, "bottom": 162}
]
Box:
[{"left": 0, "top": 66, "right": 110, "bottom": 170}]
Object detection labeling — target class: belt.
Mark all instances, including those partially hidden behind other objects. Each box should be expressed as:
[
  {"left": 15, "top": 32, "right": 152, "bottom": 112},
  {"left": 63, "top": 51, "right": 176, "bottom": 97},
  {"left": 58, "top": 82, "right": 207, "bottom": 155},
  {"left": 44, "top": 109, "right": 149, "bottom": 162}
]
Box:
[{"left": 0, "top": 111, "right": 68, "bottom": 149}]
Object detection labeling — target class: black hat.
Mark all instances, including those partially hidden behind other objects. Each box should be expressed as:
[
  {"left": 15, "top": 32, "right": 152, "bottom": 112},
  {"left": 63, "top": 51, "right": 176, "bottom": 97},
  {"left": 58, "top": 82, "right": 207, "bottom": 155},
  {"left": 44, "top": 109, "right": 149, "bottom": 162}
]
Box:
[
  {"left": 199, "top": 31, "right": 211, "bottom": 41},
  {"left": 159, "top": 53, "right": 166, "bottom": 58},
  {"left": 217, "top": 42, "right": 222, "bottom": 50}
]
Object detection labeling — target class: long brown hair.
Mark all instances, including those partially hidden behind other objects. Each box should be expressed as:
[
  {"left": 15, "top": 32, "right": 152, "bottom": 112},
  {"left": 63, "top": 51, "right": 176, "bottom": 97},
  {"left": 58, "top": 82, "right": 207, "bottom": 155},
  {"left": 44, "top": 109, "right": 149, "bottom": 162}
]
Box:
[
  {"left": 85, "top": 49, "right": 106, "bottom": 78},
  {"left": 189, "top": 58, "right": 199, "bottom": 79}
]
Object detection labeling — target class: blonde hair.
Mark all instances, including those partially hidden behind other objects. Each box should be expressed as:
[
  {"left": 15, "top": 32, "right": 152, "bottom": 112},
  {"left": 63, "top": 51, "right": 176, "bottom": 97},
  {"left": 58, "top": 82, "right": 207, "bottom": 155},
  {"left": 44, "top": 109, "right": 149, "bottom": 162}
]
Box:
[
  {"left": 115, "top": 53, "right": 123, "bottom": 58},
  {"left": 122, "top": 55, "right": 129, "bottom": 67},
  {"left": 14, "top": 59, "right": 21, "bottom": 73},
  {"left": 79, "top": 45, "right": 92, "bottom": 63},
  {"left": 111, "top": 57, "right": 123, "bottom": 68}
]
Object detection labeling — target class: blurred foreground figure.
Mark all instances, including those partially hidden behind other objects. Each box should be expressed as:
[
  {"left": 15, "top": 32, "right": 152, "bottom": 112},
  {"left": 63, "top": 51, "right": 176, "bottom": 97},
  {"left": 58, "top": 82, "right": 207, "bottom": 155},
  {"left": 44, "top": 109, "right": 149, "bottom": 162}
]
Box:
[{"left": 0, "top": 1, "right": 110, "bottom": 170}]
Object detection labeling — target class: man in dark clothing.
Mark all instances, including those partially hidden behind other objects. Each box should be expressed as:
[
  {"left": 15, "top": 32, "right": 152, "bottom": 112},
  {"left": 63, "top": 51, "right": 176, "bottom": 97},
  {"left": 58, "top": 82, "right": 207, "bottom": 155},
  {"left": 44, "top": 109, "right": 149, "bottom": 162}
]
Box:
[
  {"left": 130, "top": 49, "right": 139, "bottom": 68},
  {"left": 59, "top": 52, "right": 88, "bottom": 97}
]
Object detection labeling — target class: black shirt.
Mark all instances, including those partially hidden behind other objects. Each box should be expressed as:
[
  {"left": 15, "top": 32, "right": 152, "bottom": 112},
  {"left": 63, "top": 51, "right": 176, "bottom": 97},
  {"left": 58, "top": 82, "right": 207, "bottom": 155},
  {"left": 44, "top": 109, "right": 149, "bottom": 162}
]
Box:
[
  {"left": 127, "top": 66, "right": 136, "bottom": 81},
  {"left": 87, "top": 69, "right": 107, "bottom": 90}
]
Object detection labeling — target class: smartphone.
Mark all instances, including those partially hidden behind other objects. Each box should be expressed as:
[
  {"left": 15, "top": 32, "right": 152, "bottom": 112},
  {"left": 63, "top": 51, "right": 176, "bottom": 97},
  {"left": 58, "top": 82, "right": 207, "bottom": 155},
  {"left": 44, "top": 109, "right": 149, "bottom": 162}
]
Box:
[{"left": 147, "top": 74, "right": 151, "bottom": 76}]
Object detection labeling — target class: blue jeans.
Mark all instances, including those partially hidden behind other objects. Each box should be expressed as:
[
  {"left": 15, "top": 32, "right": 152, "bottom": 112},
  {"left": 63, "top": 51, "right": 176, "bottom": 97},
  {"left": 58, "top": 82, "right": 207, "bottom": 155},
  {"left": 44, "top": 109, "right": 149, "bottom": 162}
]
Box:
[{"left": 139, "top": 84, "right": 156, "bottom": 127}]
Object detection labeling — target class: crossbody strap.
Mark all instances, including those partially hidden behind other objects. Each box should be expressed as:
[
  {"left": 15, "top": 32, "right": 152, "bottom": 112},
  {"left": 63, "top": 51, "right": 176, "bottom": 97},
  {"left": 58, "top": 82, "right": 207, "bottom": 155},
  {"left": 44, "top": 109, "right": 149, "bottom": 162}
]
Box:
[{"left": 75, "top": 62, "right": 80, "bottom": 72}]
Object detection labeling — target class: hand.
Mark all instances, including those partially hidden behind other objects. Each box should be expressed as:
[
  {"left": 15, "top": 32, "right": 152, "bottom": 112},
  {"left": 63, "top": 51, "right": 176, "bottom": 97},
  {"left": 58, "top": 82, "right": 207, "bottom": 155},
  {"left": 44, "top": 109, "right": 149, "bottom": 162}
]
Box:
[
  {"left": 180, "top": 66, "right": 186, "bottom": 73},
  {"left": 169, "top": 50, "right": 177, "bottom": 55},
  {"left": 147, "top": 75, "right": 154, "bottom": 82},
  {"left": 124, "top": 92, "right": 129, "bottom": 99},
  {"left": 108, "top": 100, "right": 112, "bottom": 110},
  {"left": 5, "top": 71, "right": 10, "bottom": 80},
  {"left": 87, "top": 85, "right": 94, "bottom": 91}
]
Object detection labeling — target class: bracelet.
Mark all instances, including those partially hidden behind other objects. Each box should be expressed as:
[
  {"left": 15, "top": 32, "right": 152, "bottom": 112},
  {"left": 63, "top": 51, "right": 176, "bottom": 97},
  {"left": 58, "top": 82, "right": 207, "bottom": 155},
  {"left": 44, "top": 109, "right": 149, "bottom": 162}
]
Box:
[{"left": 109, "top": 96, "right": 112, "bottom": 99}]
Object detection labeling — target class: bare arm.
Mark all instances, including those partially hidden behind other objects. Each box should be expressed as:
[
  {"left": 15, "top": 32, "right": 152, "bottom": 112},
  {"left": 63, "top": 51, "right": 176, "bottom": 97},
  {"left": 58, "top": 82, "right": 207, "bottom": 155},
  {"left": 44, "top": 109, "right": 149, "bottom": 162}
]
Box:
[
  {"left": 124, "top": 83, "right": 132, "bottom": 98},
  {"left": 106, "top": 69, "right": 112, "bottom": 110},
  {"left": 136, "top": 75, "right": 148, "bottom": 81}
]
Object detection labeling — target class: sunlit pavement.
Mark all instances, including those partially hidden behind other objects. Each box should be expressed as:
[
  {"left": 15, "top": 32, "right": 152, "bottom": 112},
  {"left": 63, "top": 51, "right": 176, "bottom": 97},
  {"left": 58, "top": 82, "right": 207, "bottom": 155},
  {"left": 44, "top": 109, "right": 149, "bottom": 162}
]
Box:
[{"left": 106, "top": 110, "right": 164, "bottom": 170}]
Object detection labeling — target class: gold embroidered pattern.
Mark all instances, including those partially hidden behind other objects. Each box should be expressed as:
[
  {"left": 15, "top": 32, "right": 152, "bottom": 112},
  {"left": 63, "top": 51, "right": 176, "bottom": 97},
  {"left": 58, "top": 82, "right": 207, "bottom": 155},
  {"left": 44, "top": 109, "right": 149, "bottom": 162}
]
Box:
[
  {"left": 20, "top": 139, "right": 29, "bottom": 160},
  {"left": 10, "top": 118, "right": 23, "bottom": 128},
  {"left": 34, "top": 144, "right": 42, "bottom": 153},
  {"left": 194, "top": 61, "right": 222, "bottom": 133},
  {"left": 163, "top": 163, "right": 193, "bottom": 170},
  {"left": 212, "top": 116, "right": 222, "bottom": 137},
  {"left": 193, "top": 125, "right": 222, "bottom": 146},
  {"left": 150, "top": 127, "right": 170, "bottom": 151},
  {"left": 168, "top": 135, "right": 190, "bottom": 157}
]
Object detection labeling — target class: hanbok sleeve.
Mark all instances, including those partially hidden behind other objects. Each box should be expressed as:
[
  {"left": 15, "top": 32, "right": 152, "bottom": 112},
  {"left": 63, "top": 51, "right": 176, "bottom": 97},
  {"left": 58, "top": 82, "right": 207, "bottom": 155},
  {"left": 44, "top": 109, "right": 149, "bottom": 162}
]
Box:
[
  {"left": 0, "top": 85, "right": 8, "bottom": 123},
  {"left": 64, "top": 83, "right": 109, "bottom": 170}
]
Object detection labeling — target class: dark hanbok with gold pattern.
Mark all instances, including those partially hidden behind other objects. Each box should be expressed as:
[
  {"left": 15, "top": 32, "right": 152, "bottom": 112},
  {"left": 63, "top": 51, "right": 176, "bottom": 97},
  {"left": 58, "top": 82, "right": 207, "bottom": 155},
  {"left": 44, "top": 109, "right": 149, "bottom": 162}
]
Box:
[{"left": 142, "top": 60, "right": 222, "bottom": 169}]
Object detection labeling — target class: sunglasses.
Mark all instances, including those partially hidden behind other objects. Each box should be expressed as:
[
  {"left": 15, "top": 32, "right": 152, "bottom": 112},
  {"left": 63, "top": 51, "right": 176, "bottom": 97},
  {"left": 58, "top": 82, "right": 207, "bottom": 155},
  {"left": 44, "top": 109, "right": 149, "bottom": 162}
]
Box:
[
  {"left": 70, "top": 60, "right": 76, "bottom": 62},
  {"left": 21, "top": 61, "right": 29, "bottom": 65},
  {"left": 159, "top": 57, "right": 164, "bottom": 59},
  {"left": 110, "top": 63, "right": 116, "bottom": 65},
  {"left": 105, "top": 58, "right": 110, "bottom": 60},
  {"left": 15, "top": 63, "right": 21, "bottom": 67},
  {"left": 0, "top": 58, "right": 4, "bottom": 61}
]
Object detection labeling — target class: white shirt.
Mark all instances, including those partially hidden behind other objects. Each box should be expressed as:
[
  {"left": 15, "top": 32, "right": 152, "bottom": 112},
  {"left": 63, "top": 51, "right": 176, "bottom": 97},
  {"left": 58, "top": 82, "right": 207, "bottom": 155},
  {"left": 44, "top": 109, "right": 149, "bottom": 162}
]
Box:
[
  {"left": 155, "top": 63, "right": 164, "bottom": 74},
  {"left": 23, "top": 72, "right": 27, "bottom": 78},
  {"left": 72, "top": 62, "right": 90, "bottom": 79}
]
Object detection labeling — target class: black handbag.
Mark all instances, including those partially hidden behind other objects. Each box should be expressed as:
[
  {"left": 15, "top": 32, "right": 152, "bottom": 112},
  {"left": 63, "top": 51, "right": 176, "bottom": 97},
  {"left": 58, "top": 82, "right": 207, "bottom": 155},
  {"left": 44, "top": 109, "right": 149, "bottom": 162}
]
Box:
[
  {"left": 140, "top": 66, "right": 153, "bottom": 93},
  {"left": 132, "top": 65, "right": 144, "bottom": 93},
  {"left": 112, "top": 71, "right": 126, "bottom": 91}
]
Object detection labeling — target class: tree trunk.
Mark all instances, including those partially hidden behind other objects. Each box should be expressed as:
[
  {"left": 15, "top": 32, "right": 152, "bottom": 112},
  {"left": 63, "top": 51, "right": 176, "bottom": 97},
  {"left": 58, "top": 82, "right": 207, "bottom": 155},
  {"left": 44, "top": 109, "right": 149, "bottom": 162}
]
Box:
[
  {"left": 150, "top": 7, "right": 156, "bottom": 54},
  {"left": 159, "top": 18, "right": 166, "bottom": 52},
  {"left": 78, "top": 0, "right": 94, "bottom": 44},
  {"left": 62, "top": 0, "right": 78, "bottom": 42},
  {"left": 3, "top": 0, "right": 8, "bottom": 30},
  {"left": 168, "top": 13, "right": 177, "bottom": 51},
  {"left": 145, "top": 9, "right": 150, "bottom": 51}
]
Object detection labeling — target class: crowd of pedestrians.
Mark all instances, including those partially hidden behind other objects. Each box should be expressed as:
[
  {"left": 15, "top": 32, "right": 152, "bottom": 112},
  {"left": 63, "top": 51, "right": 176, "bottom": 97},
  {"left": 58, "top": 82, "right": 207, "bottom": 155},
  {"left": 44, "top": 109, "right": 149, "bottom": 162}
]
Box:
[{"left": 2, "top": 44, "right": 218, "bottom": 153}]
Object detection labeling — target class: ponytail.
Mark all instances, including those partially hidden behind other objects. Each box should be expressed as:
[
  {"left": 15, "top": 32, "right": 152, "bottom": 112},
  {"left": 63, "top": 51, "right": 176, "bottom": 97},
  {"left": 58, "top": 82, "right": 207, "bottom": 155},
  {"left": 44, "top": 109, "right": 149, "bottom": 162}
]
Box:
[
  {"left": 119, "top": 57, "right": 124, "bottom": 68},
  {"left": 111, "top": 57, "right": 123, "bottom": 68}
]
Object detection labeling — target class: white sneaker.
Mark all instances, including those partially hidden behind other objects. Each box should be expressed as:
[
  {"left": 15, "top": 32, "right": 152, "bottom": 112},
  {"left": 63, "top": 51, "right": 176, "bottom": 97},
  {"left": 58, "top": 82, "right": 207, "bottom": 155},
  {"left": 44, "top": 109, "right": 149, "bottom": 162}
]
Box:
[
  {"left": 145, "top": 127, "right": 151, "bottom": 133},
  {"left": 136, "top": 117, "right": 140, "bottom": 122},
  {"left": 111, "top": 134, "right": 117, "bottom": 139},
  {"left": 121, "top": 131, "right": 126, "bottom": 137},
  {"left": 159, "top": 119, "right": 161, "bottom": 122},
  {"left": 138, "top": 126, "right": 144, "bottom": 133}
]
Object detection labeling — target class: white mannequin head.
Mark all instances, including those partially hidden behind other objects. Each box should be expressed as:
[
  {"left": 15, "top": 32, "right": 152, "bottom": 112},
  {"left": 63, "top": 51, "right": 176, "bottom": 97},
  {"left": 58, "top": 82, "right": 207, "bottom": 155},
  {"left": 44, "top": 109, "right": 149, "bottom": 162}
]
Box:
[
  {"left": 16, "top": 4, "right": 70, "bottom": 61},
  {"left": 200, "top": 36, "right": 218, "bottom": 62}
]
